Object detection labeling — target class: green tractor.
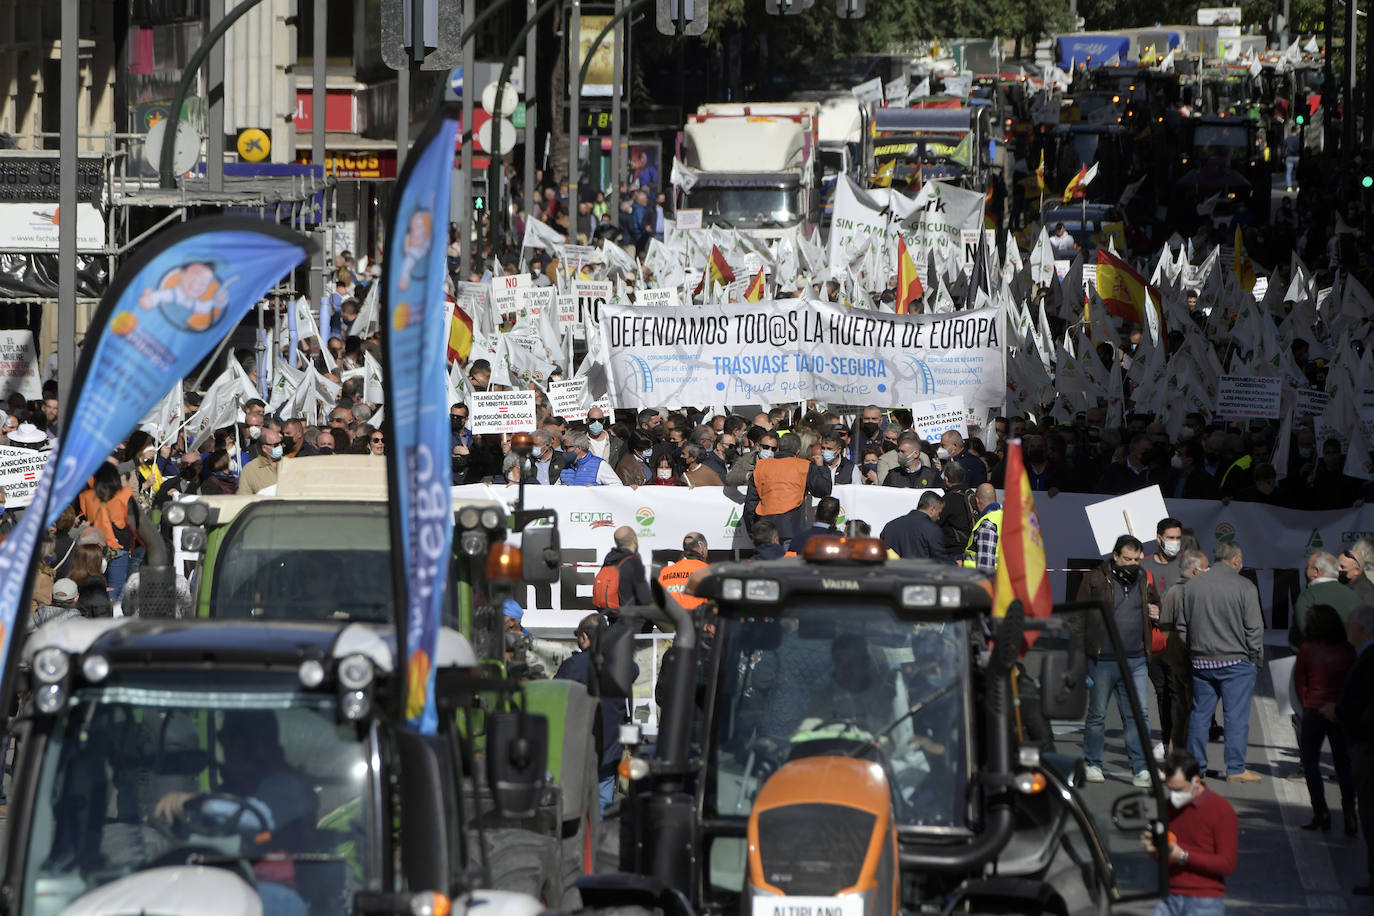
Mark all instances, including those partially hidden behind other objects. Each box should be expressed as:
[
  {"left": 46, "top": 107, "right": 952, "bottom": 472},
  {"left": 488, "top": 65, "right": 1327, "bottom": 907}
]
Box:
[{"left": 167, "top": 455, "right": 601, "bottom": 906}]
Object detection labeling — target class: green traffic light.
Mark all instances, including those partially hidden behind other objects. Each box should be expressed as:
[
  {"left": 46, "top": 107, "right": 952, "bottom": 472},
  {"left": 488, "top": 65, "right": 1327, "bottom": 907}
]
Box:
[
  {"left": 474, "top": 196, "right": 486, "bottom": 210},
  {"left": 1363, "top": 175, "right": 1374, "bottom": 189},
  {"left": 1296, "top": 114, "right": 1305, "bottom": 125}
]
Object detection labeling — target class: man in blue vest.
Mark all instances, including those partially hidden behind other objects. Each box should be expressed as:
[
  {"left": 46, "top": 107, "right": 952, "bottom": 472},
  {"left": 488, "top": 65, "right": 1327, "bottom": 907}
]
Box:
[{"left": 561, "top": 431, "right": 623, "bottom": 486}]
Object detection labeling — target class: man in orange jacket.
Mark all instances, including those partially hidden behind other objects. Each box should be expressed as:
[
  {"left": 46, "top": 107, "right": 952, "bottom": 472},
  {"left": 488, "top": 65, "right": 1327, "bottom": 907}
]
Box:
[
  {"left": 743, "top": 432, "right": 832, "bottom": 548},
  {"left": 658, "top": 532, "right": 709, "bottom": 610}
]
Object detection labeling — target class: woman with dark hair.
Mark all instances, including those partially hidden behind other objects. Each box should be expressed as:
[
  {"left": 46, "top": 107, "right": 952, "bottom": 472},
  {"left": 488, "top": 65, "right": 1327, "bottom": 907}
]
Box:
[
  {"left": 616, "top": 430, "right": 655, "bottom": 487},
  {"left": 78, "top": 463, "right": 139, "bottom": 601},
  {"left": 197, "top": 449, "right": 238, "bottom": 495},
  {"left": 648, "top": 453, "right": 679, "bottom": 486},
  {"left": 1295, "top": 603, "right": 1358, "bottom": 834}
]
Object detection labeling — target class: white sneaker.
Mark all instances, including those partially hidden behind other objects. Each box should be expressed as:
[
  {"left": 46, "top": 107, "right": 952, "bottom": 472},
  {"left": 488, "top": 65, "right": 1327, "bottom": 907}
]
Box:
[
  {"left": 1153, "top": 742, "right": 1166, "bottom": 762},
  {"left": 1085, "top": 765, "right": 1105, "bottom": 783},
  {"left": 1133, "top": 770, "right": 1152, "bottom": 788}
]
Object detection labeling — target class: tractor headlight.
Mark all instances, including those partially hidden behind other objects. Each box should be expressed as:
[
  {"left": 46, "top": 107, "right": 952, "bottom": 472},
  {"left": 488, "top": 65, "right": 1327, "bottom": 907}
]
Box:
[
  {"left": 337, "top": 654, "right": 374, "bottom": 690},
  {"left": 34, "top": 648, "right": 69, "bottom": 684}
]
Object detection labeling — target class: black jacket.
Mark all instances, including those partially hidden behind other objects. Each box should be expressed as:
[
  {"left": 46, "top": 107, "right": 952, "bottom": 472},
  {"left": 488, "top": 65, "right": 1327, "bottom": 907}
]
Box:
[
  {"left": 881, "top": 511, "right": 951, "bottom": 561},
  {"left": 789, "top": 524, "right": 839, "bottom": 557},
  {"left": 1338, "top": 644, "right": 1374, "bottom": 744},
  {"left": 1074, "top": 560, "right": 1160, "bottom": 659},
  {"left": 938, "top": 485, "right": 976, "bottom": 552},
  {"left": 882, "top": 464, "right": 942, "bottom": 489},
  {"left": 601, "top": 545, "right": 652, "bottom": 607}
]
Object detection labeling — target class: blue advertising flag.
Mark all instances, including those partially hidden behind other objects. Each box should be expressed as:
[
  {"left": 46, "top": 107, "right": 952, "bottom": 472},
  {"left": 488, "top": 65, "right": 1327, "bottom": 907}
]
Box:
[
  {"left": 383, "top": 108, "right": 459, "bottom": 734},
  {"left": 0, "top": 217, "right": 312, "bottom": 687}
]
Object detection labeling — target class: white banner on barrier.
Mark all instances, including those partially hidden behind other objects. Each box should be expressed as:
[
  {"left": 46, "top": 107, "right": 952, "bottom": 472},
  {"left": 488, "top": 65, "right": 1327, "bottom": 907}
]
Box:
[
  {"left": 601, "top": 300, "right": 1004, "bottom": 411},
  {"left": 454, "top": 483, "right": 1374, "bottom": 642}
]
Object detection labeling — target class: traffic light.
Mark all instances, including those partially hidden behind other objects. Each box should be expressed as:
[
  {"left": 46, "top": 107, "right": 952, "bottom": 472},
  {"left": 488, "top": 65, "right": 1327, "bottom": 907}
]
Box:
[
  {"left": 1295, "top": 112, "right": 1305, "bottom": 125},
  {"left": 471, "top": 175, "right": 488, "bottom": 212},
  {"left": 1362, "top": 174, "right": 1373, "bottom": 189}
]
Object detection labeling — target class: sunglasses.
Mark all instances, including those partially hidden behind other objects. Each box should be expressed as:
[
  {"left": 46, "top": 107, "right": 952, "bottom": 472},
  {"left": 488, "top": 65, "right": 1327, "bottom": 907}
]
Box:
[{"left": 371, "top": 436, "right": 385, "bottom": 443}]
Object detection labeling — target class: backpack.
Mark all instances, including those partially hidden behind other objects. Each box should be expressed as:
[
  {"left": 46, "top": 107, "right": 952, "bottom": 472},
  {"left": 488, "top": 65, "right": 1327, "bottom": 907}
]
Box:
[{"left": 592, "top": 555, "right": 632, "bottom": 610}]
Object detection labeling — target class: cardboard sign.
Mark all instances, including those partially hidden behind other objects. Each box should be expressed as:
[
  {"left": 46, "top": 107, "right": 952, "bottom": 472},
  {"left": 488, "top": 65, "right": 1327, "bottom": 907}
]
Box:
[
  {"left": 1295, "top": 388, "right": 1330, "bottom": 417},
  {"left": 516, "top": 285, "right": 556, "bottom": 321},
  {"left": 469, "top": 390, "right": 537, "bottom": 434},
  {"left": 1216, "top": 375, "right": 1282, "bottom": 420},
  {"left": 675, "top": 209, "right": 703, "bottom": 230},
  {"left": 491, "top": 273, "right": 532, "bottom": 316},
  {"left": 1084, "top": 484, "right": 1170, "bottom": 555},
  {"left": 557, "top": 293, "right": 578, "bottom": 325},
  {"left": 637, "top": 287, "right": 681, "bottom": 308},
  {"left": 0, "top": 330, "right": 41, "bottom": 402},
  {"left": 574, "top": 280, "right": 612, "bottom": 325},
  {"left": 0, "top": 444, "right": 49, "bottom": 508},
  {"left": 547, "top": 377, "right": 611, "bottom": 422},
  {"left": 910, "top": 395, "right": 968, "bottom": 443}
]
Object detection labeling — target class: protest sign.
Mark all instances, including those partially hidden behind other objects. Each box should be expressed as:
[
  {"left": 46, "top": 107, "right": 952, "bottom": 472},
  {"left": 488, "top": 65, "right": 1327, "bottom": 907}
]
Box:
[
  {"left": 637, "top": 288, "right": 681, "bottom": 308},
  {"left": 1083, "top": 485, "right": 1169, "bottom": 555},
  {"left": 574, "top": 280, "right": 612, "bottom": 325},
  {"left": 0, "top": 445, "right": 49, "bottom": 508},
  {"left": 557, "top": 294, "right": 578, "bottom": 325},
  {"left": 547, "top": 377, "right": 611, "bottom": 422},
  {"left": 675, "top": 209, "right": 703, "bottom": 229},
  {"left": 601, "top": 299, "right": 1004, "bottom": 411},
  {"left": 1216, "top": 375, "right": 1282, "bottom": 420},
  {"left": 0, "top": 330, "right": 41, "bottom": 402},
  {"left": 469, "top": 390, "right": 537, "bottom": 434},
  {"left": 516, "top": 285, "right": 556, "bottom": 321},
  {"left": 491, "top": 273, "right": 531, "bottom": 316},
  {"left": 1295, "top": 388, "right": 1330, "bottom": 417},
  {"left": 910, "top": 395, "right": 968, "bottom": 442}
]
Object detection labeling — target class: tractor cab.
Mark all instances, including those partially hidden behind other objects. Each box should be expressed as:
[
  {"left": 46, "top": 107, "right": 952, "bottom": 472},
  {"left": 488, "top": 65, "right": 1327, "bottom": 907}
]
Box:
[
  {"left": 589, "top": 537, "right": 1169, "bottom": 916},
  {"left": 3, "top": 617, "right": 548, "bottom": 916}
]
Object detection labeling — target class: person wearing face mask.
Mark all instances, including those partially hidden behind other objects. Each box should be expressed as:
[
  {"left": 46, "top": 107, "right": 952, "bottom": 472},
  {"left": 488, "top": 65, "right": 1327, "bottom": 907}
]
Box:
[
  {"left": 850, "top": 404, "right": 885, "bottom": 462},
  {"left": 679, "top": 443, "right": 722, "bottom": 488},
  {"left": 1339, "top": 548, "right": 1374, "bottom": 605},
  {"left": 450, "top": 403, "right": 473, "bottom": 449},
  {"left": 939, "top": 429, "right": 987, "bottom": 487},
  {"left": 1141, "top": 750, "right": 1238, "bottom": 912},
  {"left": 1076, "top": 534, "right": 1162, "bottom": 786},
  {"left": 871, "top": 425, "right": 905, "bottom": 481},
  {"left": 584, "top": 406, "right": 626, "bottom": 469},
  {"left": 726, "top": 425, "right": 769, "bottom": 487},
  {"left": 1143, "top": 518, "right": 1186, "bottom": 759},
  {"left": 1166, "top": 441, "right": 1218, "bottom": 500},
  {"left": 561, "top": 431, "right": 623, "bottom": 486},
  {"left": 237, "top": 425, "right": 284, "bottom": 495},
  {"left": 883, "top": 433, "right": 941, "bottom": 488},
  {"left": 615, "top": 431, "right": 656, "bottom": 487},
  {"left": 518, "top": 429, "right": 564, "bottom": 485},
  {"left": 1176, "top": 541, "right": 1264, "bottom": 783},
  {"left": 856, "top": 445, "right": 882, "bottom": 486},
  {"left": 1289, "top": 551, "right": 1357, "bottom": 651},
  {"left": 281, "top": 418, "right": 316, "bottom": 458},
  {"left": 743, "top": 433, "right": 832, "bottom": 548},
  {"left": 703, "top": 432, "right": 733, "bottom": 481},
  {"left": 648, "top": 455, "right": 679, "bottom": 486},
  {"left": 1158, "top": 550, "right": 1210, "bottom": 755},
  {"left": 811, "top": 432, "right": 854, "bottom": 486}
]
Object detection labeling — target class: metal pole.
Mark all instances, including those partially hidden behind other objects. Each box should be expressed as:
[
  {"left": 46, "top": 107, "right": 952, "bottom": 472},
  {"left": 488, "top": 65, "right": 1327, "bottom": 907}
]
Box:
[
  {"left": 58, "top": 0, "right": 78, "bottom": 413},
  {"left": 1366, "top": 0, "right": 1374, "bottom": 149},
  {"left": 460, "top": 0, "right": 475, "bottom": 278},
  {"left": 1322, "top": 0, "right": 1336, "bottom": 153},
  {"left": 611, "top": 0, "right": 623, "bottom": 215},
  {"left": 160, "top": 0, "right": 269, "bottom": 187},
  {"left": 569, "top": 0, "right": 582, "bottom": 218},
  {"left": 1341, "top": 0, "right": 1356, "bottom": 165},
  {"left": 207, "top": 0, "right": 225, "bottom": 192},
  {"left": 397, "top": 68, "right": 411, "bottom": 172},
  {"left": 311, "top": 0, "right": 327, "bottom": 312},
  {"left": 525, "top": 0, "right": 537, "bottom": 234}
]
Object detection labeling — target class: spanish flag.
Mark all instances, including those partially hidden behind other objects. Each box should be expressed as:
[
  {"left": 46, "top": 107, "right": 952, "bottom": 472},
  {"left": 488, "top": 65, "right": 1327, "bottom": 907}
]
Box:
[
  {"left": 744, "top": 269, "right": 766, "bottom": 302},
  {"left": 692, "top": 244, "right": 735, "bottom": 297},
  {"left": 1096, "top": 248, "right": 1161, "bottom": 329},
  {"left": 1233, "top": 225, "right": 1256, "bottom": 292},
  {"left": 895, "top": 235, "right": 923, "bottom": 314},
  {"left": 993, "top": 439, "right": 1053, "bottom": 653},
  {"left": 1061, "top": 164, "right": 1087, "bottom": 202},
  {"left": 447, "top": 297, "right": 473, "bottom": 364}
]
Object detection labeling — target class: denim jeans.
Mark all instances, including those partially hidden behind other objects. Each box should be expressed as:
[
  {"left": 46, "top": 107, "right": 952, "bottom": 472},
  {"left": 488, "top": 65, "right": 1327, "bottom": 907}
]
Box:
[
  {"left": 1085, "top": 655, "right": 1151, "bottom": 774},
  {"left": 105, "top": 548, "right": 131, "bottom": 604},
  {"left": 1285, "top": 154, "right": 1300, "bottom": 188},
  {"left": 1188, "top": 662, "right": 1257, "bottom": 775},
  {"left": 1155, "top": 893, "right": 1225, "bottom": 915},
  {"left": 598, "top": 774, "right": 616, "bottom": 819}
]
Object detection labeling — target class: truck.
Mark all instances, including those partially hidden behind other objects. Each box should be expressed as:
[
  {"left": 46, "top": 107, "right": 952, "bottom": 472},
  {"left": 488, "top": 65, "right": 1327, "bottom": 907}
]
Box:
[
  {"left": 864, "top": 105, "right": 991, "bottom": 191},
  {"left": 161, "top": 455, "right": 602, "bottom": 907},
  {"left": 583, "top": 536, "right": 1169, "bottom": 915},
  {"left": 5, "top": 615, "right": 553, "bottom": 916},
  {"left": 677, "top": 102, "right": 823, "bottom": 239}
]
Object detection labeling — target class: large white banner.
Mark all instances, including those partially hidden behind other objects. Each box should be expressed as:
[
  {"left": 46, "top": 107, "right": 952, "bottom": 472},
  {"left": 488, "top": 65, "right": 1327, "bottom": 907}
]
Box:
[
  {"left": 601, "top": 300, "right": 1004, "bottom": 411},
  {"left": 456, "top": 483, "right": 1374, "bottom": 643}
]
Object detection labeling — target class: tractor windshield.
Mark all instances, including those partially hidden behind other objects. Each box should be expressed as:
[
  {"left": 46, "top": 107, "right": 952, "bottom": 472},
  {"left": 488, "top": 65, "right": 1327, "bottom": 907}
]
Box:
[
  {"left": 20, "top": 672, "right": 371, "bottom": 916},
  {"left": 708, "top": 600, "right": 973, "bottom": 833}
]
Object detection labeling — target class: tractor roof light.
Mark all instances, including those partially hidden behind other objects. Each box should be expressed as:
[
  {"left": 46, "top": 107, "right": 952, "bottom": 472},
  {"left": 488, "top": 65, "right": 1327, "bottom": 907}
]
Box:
[
  {"left": 485, "top": 543, "right": 522, "bottom": 582},
  {"left": 802, "top": 536, "right": 888, "bottom": 564}
]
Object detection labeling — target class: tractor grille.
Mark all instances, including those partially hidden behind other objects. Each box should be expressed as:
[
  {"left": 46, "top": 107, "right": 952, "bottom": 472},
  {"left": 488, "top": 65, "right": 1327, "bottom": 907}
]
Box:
[{"left": 757, "top": 804, "right": 875, "bottom": 896}]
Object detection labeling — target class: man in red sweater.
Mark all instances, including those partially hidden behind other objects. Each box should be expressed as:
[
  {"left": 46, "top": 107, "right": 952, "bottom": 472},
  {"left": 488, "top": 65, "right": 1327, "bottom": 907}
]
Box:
[{"left": 1144, "top": 750, "right": 1238, "bottom": 914}]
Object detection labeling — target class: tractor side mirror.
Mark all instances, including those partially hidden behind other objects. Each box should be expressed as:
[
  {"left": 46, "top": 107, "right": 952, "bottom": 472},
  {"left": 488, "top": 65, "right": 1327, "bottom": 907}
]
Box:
[
  {"left": 590, "top": 613, "right": 639, "bottom": 699},
  {"left": 485, "top": 711, "right": 548, "bottom": 819},
  {"left": 520, "top": 526, "right": 561, "bottom": 584},
  {"left": 1040, "top": 642, "right": 1088, "bottom": 721}
]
